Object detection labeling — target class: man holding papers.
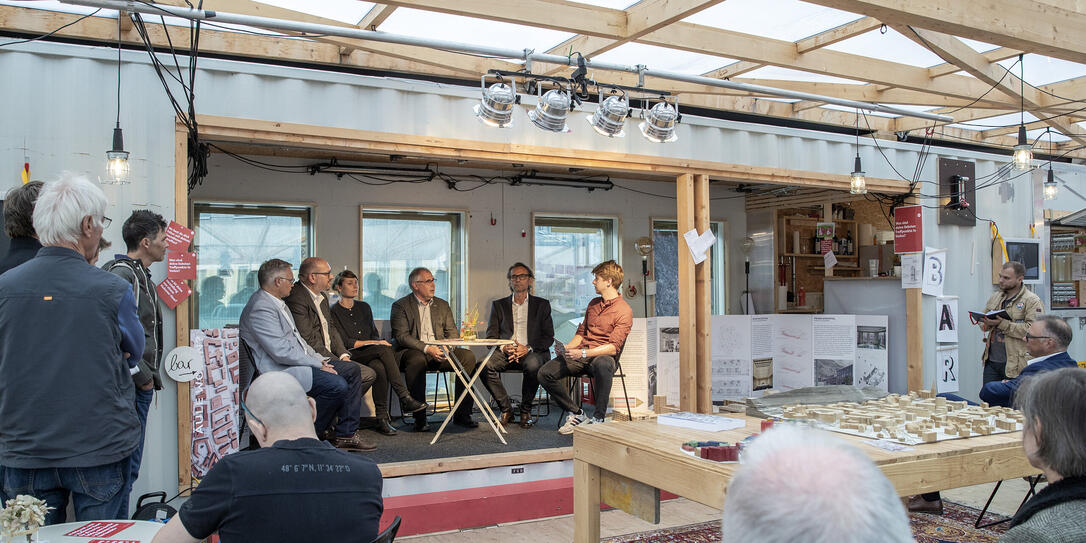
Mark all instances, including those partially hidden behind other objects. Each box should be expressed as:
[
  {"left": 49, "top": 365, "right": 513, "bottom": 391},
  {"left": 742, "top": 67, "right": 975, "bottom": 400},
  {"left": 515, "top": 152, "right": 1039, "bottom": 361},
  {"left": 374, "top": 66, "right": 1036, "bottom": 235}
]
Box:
[
  {"left": 977, "top": 261, "right": 1043, "bottom": 382},
  {"left": 539, "top": 260, "right": 633, "bottom": 435}
]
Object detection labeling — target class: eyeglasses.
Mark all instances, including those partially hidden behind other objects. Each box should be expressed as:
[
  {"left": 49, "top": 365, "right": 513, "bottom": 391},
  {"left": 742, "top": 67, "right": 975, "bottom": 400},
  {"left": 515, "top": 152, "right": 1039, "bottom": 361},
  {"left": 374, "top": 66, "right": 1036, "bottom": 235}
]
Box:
[
  {"left": 311, "top": 270, "right": 333, "bottom": 277},
  {"left": 240, "top": 398, "right": 264, "bottom": 427},
  {"left": 101, "top": 216, "right": 112, "bottom": 229},
  {"left": 275, "top": 275, "right": 294, "bottom": 284},
  {"left": 510, "top": 274, "right": 533, "bottom": 280},
  {"left": 413, "top": 279, "right": 435, "bottom": 284},
  {"left": 1025, "top": 333, "right": 1051, "bottom": 340}
]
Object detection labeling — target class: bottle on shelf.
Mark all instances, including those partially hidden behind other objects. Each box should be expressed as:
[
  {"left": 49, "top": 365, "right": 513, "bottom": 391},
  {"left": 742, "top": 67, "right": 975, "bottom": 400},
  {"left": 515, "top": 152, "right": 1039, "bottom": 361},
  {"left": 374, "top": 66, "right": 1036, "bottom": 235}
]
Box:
[
  {"left": 798, "top": 287, "right": 807, "bottom": 307},
  {"left": 845, "top": 232, "right": 853, "bottom": 255}
]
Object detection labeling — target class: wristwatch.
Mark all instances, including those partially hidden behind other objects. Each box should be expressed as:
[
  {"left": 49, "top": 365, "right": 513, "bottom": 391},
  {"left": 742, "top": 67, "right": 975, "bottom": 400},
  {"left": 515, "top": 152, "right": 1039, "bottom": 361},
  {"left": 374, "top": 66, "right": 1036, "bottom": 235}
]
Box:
[{"left": 581, "top": 348, "right": 587, "bottom": 359}]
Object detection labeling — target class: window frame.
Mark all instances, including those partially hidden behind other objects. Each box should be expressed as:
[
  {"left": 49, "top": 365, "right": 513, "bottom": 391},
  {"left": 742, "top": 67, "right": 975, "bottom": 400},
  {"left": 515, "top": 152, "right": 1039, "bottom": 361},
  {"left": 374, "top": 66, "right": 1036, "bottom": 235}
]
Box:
[
  {"left": 191, "top": 200, "right": 316, "bottom": 330},
  {"left": 358, "top": 206, "right": 468, "bottom": 319},
  {"left": 649, "top": 217, "right": 730, "bottom": 316}
]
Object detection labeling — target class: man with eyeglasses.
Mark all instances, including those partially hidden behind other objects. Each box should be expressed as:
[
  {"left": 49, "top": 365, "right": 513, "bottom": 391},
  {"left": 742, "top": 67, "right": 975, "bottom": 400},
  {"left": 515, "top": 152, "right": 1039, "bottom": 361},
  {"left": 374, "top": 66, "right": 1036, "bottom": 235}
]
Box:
[
  {"left": 980, "top": 315, "right": 1077, "bottom": 408},
  {"left": 150, "top": 372, "right": 383, "bottom": 543},
  {"left": 0, "top": 174, "right": 144, "bottom": 523},
  {"left": 240, "top": 259, "right": 374, "bottom": 452},
  {"left": 391, "top": 267, "right": 478, "bottom": 431},
  {"left": 484, "top": 262, "right": 554, "bottom": 429},
  {"left": 284, "top": 258, "right": 381, "bottom": 440}
]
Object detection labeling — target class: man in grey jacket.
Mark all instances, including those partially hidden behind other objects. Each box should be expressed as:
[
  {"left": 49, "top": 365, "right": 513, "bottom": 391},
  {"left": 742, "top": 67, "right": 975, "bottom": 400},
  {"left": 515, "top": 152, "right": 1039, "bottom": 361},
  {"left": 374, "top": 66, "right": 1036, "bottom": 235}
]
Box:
[
  {"left": 102, "top": 210, "right": 167, "bottom": 518},
  {"left": 0, "top": 174, "right": 144, "bottom": 524}
]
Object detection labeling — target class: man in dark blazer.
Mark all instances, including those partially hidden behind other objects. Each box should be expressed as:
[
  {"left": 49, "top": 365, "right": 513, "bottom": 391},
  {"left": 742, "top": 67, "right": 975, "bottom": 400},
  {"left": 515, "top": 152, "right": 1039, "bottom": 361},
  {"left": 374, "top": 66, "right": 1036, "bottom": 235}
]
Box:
[
  {"left": 0, "top": 181, "right": 43, "bottom": 275},
  {"left": 282, "top": 258, "right": 377, "bottom": 445},
  {"left": 485, "top": 262, "right": 554, "bottom": 429},
  {"left": 391, "top": 267, "right": 478, "bottom": 431}
]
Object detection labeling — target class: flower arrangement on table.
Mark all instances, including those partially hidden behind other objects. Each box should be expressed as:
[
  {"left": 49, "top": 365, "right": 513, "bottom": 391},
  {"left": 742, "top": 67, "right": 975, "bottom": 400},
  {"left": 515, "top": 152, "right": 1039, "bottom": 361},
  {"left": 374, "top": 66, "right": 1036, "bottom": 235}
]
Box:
[
  {"left": 0, "top": 495, "right": 51, "bottom": 542},
  {"left": 460, "top": 304, "right": 481, "bottom": 340}
]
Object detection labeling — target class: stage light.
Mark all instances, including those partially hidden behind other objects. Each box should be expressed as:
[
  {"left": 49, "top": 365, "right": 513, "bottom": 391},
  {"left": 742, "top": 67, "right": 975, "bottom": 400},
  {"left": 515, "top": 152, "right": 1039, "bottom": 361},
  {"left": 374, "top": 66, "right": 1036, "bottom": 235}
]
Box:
[
  {"left": 639, "top": 100, "right": 678, "bottom": 143},
  {"left": 587, "top": 92, "right": 629, "bottom": 138},
  {"left": 474, "top": 75, "right": 516, "bottom": 128},
  {"left": 528, "top": 88, "right": 572, "bottom": 133}
]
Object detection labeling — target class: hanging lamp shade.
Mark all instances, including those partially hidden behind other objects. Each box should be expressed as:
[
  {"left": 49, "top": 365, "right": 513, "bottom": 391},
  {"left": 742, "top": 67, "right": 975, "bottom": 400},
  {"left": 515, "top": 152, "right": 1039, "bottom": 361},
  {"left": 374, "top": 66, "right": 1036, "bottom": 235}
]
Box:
[
  {"left": 639, "top": 101, "right": 678, "bottom": 143},
  {"left": 587, "top": 94, "right": 629, "bottom": 137},
  {"left": 528, "top": 88, "right": 572, "bottom": 133},
  {"left": 474, "top": 81, "right": 516, "bottom": 128}
]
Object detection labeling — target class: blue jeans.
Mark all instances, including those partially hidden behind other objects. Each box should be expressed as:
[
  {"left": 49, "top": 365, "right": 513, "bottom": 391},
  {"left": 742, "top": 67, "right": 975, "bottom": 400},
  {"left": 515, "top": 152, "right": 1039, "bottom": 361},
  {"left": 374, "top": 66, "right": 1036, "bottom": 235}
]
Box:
[
  {"left": 0, "top": 458, "right": 129, "bottom": 525},
  {"left": 116, "top": 387, "right": 153, "bottom": 519}
]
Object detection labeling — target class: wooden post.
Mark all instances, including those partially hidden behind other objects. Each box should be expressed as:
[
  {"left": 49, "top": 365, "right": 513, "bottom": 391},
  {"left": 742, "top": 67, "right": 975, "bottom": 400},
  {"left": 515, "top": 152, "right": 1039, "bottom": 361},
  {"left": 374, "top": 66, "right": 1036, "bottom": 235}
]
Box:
[
  {"left": 694, "top": 174, "right": 712, "bottom": 414},
  {"left": 676, "top": 173, "right": 697, "bottom": 411},
  {"left": 174, "top": 125, "right": 192, "bottom": 493},
  {"left": 573, "top": 459, "right": 601, "bottom": 543},
  {"left": 906, "top": 288, "right": 923, "bottom": 392}
]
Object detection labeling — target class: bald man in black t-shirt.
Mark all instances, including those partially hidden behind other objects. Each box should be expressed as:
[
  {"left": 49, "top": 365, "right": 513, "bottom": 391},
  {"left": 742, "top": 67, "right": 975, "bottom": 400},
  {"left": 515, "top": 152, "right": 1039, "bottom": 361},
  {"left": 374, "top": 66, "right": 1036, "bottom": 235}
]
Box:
[{"left": 151, "top": 373, "right": 383, "bottom": 543}]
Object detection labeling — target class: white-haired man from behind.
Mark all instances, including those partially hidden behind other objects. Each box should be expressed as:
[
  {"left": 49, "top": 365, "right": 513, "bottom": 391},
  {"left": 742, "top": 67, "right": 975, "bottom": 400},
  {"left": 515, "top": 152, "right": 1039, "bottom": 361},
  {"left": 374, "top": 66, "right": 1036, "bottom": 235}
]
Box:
[{"left": 722, "top": 425, "right": 913, "bottom": 543}]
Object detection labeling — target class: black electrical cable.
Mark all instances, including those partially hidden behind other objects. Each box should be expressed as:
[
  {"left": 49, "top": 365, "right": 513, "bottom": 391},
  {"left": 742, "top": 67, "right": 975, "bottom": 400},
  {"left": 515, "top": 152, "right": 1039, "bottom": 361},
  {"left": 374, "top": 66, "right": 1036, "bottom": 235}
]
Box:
[{"left": 0, "top": 8, "right": 102, "bottom": 48}]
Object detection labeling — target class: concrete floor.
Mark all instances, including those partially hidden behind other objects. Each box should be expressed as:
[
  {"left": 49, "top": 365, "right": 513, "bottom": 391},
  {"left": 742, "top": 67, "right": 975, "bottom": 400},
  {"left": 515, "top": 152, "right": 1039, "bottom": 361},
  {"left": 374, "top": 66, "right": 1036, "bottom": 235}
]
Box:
[{"left": 400, "top": 478, "right": 1039, "bottom": 542}]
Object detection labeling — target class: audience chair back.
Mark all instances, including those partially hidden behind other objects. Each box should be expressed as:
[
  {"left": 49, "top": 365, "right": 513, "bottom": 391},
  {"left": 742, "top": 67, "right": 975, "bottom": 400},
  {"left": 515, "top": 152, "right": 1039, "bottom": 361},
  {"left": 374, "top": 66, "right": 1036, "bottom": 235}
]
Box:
[{"left": 370, "top": 516, "right": 401, "bottom": 543}]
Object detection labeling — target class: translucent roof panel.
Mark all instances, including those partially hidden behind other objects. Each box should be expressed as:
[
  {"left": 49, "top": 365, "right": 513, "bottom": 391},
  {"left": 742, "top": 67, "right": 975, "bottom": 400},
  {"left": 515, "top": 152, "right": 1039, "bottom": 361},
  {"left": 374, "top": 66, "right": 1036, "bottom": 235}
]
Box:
[
  {"left": 255, "top": 0, "right": 375, "bottom": 25},
  {"left": 997, "top": 54, "right": 1086, "bottom": 87},
  {"left": 683, "top": 0, "right": 863, "bottom": 42},
  {"left": 948, "top": 112, "right": 1039, "bottom": 131},
  {"left": 1029, "top": 129, "right": 1070, "bottom": 143},
  {"left": 591, "top": 43, "right": 736, "bottom": 75},
  {"left": 825, "top": 28, "right": 945, "bottom": 68},
  {"left": 959, "top": 37, "right": 1001, "bottom": 54},
  {"left": 740, "top": 66, "right": 867, "bottom": 85},
  {"left": 567, "top": 0, "right": 640, "bottom": 8},
  {"left": 379, "top": 8, "right": 574, "bottom": 55}
]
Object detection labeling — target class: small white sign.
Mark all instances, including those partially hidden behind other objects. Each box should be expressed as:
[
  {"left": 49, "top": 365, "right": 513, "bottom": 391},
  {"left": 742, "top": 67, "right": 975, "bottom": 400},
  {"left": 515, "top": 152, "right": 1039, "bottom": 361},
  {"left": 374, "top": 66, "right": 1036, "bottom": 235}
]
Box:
[
  {"left": 936, "top": 345, "right": 959, "bottom": 394},
  {"left": 936, "top": 297, "right": 959, "bottom": 343},
  {"left": 823, "top": 250, "right": 838, "bottom": 269},
  {"left": 164, "top": 345, "right": 204, "bottom": 382},
  {"left": 900, "top": 252, "right": 923, "bottom": 289},
  {"left": 683, "top": 228, "right": 716, "bottom": 265},
  {"left": 922, "top": 247, "right": 947, "bottom": 297}
]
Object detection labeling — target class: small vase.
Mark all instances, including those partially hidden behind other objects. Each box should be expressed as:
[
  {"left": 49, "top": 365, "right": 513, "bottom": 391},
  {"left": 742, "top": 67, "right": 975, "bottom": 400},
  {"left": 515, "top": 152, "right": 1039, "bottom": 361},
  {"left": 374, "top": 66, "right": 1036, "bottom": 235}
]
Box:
[
  {"left": 5, "top": 527, "right": 37, "bottom": 543},
  {"left": 461, "top": 329, "right": 477, "bottom": 341}
]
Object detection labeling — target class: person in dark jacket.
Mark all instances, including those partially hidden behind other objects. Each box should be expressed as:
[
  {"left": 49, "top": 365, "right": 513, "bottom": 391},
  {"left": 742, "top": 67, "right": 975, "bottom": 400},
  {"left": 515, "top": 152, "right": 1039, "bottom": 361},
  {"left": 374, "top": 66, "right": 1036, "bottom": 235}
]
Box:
[
  {"left": 1001, "top": 367, "right": 1086, "bottom": 543},
  {"left": 0, "top": 181, "right": 43, "bottom": 275},
  {"left": 981, "top": 316, "right": 1079, "bottom": 408},
  {"left": 102, "top": 210, "right": 168, "bottom": 518},
  {"left": 0, "top": 174, "right": 144, "bottom": 524}
]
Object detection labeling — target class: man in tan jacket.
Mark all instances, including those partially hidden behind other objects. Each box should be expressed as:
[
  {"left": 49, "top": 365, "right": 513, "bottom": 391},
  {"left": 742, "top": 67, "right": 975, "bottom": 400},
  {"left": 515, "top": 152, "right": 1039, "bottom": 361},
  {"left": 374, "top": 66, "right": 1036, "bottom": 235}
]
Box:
[{"left": 979, "top": 261, "right": 1043, "bottom": 382}]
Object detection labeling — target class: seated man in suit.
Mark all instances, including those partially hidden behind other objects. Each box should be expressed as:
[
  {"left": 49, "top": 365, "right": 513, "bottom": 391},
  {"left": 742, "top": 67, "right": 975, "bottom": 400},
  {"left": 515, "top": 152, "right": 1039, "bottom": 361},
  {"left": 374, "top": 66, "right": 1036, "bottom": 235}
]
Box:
[
  {"left": 484, "top": 262, "right": 554, "bottom": 429},
  {"left": 980, "top": 315, "right": 1078, "bottom": 407},
  {"left": 239, "top": 258, "right": 374, "bottom": 452},
  {"left": 391, "top": 267, "right": 478, "bottom": 431},
  {"left": 539, "top": 260, "right": 633, "bottom": 435}
]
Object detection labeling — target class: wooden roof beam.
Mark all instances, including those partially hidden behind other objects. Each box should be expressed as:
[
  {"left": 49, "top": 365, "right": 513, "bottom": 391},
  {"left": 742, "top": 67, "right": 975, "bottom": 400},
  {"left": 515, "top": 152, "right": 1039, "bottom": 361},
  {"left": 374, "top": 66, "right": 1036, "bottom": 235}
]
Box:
[
  {"left": 801, "top": 0, "right": 1086, "bottom": 65},
  {"left": 794, "top": 16, "right": 882, "bottom": 53},
  {"left": 357, "top": 4, "right": 397, "bottom": 30}
]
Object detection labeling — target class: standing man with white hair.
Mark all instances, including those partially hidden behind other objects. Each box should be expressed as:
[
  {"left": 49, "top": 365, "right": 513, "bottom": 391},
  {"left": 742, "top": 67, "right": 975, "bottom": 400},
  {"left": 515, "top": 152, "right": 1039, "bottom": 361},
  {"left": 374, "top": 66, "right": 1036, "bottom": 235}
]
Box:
[
  {"left": 0, "top": 173, "right": 145, "bottom": 523},
  {"left": 722, "top": 425, "right": 913, "bottom": 543}
]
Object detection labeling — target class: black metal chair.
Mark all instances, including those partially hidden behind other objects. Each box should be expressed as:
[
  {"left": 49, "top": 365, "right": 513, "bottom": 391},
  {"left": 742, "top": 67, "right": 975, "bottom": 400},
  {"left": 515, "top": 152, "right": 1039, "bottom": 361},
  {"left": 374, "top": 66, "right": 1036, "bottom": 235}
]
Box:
[
  {"left": 974, "top": 474, "right": 1043, "bottom": 528},
  {"left": 555, "top": 356, "right": 633, "bottom": 427},
  {"left": 237, "top": 338, "right": 261, "bottom": 449},
  {"left": 369, "top": 515, "right": 401, "bottom": 543}
]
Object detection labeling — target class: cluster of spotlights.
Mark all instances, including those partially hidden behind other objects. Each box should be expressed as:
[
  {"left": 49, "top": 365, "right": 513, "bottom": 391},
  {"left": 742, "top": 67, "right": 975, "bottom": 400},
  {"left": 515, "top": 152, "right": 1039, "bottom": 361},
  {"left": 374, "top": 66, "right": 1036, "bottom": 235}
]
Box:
[{"left": 474, "top": 75, "right": 679, "bottom": 143}]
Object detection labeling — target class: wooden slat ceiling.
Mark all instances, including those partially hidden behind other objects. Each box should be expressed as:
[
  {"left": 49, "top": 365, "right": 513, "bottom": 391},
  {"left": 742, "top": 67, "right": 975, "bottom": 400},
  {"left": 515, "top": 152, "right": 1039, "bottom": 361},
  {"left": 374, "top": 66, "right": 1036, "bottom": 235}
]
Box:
[{"left": 3, "top": 0, "right": 1086, "bottom": 159}]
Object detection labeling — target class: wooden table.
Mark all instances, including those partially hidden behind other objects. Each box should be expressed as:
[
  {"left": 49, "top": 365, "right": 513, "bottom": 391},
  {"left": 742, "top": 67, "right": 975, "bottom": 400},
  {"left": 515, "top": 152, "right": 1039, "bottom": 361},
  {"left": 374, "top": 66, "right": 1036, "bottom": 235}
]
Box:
[{"left": 572, "top": 416, "right": 1038, "bottom": 543}]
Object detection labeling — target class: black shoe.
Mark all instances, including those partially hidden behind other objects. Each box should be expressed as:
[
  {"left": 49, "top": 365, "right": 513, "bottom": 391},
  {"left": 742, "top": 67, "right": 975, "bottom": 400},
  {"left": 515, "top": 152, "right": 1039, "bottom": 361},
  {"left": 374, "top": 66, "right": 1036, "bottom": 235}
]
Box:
[
  {"left": 453, "top": 416, "right": 479, "bottom": 428},
  {"left": 519, "top": 412, "right": 535, "bottom": 429},
  {"left": 413, "top": 416, "right": 431, "bottom": 432},
  {"left": 402, "top": 397, "right": 428, "bottom": 414},
  {"left": 500, "top": 410, "right": 514, "bottom": 425},
  {"left": 372, "top": 418, "right": 397, "bottom": 436},
  {"left": 334, "top": 431, "right": 377, "bottom": 452}
]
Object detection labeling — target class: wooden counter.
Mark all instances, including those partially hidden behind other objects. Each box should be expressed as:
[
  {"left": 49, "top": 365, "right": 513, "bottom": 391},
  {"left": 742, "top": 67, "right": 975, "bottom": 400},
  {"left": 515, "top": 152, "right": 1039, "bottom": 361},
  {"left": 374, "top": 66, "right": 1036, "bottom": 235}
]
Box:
[{"left": 572, "top": 416, "right": 1036, "bottom": 542}]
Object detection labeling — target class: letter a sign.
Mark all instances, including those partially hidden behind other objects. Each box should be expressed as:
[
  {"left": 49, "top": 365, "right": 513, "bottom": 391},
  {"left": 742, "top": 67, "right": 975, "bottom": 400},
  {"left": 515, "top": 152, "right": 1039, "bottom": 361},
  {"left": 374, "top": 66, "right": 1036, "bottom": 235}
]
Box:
[{"left": 936, "top": 297, "right": 958, "bottom": 343}]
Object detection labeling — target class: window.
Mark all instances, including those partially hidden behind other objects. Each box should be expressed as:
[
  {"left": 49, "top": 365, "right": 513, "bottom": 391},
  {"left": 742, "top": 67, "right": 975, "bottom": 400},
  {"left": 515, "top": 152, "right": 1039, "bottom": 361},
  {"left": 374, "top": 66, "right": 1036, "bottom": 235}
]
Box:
[
  {"left": 361, "top": 209, "right": 465, "bottom": 321},
  {"left": 533, "top": 215, "right": 618, "bottom": 343},
  {"left": 651, "top": 219, "right": 727, "bottom": 316},
  {"left": 193, "top": 203, "right": 312, "bottom": 330}
]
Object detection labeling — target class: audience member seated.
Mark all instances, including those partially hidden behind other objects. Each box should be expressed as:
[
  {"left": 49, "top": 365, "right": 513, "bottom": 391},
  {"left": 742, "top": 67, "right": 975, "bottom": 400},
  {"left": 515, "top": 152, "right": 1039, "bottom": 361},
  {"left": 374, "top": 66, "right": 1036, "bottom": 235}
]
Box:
[
  {"left": 150, "top": 373, "right": 384, "bottom": 543},
  {"left": 722, "top": 425, "right": 913, "bottom": 543},
  {"left": 540, "top": 260, "right": 633, "bottom": 434},
  {"left": 0, "top": 181, "right": 43, "bottom": 275},
  {"left": 391, "top": 267, "right": 478, "bottom": 431},
  {"left": 981, "top": 316, "right": 1078, "bottom": 408},
  {"left": 1001, "top": 367, "right": 1086, "bottom": 543},
  {"left": 484, "top": 262, "right": 554, "bottom": 428},
  {"left": 331, "top": 269, "right": 428, "bottom": 435},
  {"left": 239, "top": 258, "right": 374, "bottom": 452}
]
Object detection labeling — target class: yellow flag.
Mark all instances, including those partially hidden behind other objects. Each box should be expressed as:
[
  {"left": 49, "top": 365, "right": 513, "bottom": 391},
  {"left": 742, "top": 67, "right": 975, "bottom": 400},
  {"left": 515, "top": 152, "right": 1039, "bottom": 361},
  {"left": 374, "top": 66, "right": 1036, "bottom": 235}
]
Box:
[{"left": 21, "top": 162, "right": 29, "bottom": 184}]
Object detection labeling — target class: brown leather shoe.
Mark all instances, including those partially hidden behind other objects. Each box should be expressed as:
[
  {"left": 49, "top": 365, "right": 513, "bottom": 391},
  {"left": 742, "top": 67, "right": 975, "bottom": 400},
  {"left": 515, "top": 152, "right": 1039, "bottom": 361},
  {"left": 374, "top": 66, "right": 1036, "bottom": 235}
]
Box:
[
  {"left": 906, "top": 495, "right": 943, "bottom": 514},
  {"left": 500, "top": 410, "right": 513, "bottom": 425},
  {"left": 334, "top": 431, "right": 377, "bottom": 452},
  {"left": 519, "top": 412, "right": 535, "bottom": 429}
]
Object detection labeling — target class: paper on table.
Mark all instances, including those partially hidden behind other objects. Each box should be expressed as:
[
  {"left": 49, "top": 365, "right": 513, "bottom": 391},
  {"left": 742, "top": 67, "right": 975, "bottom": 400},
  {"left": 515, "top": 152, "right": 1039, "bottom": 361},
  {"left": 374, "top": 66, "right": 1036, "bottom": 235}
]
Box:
[
  {"left": 683, "top": 228, "right": 715, "bottom": 265},
  {"left": 900, "top": 252, "right": 922, "bottom": 289},
  {"left": 823, "top": 251, "right": 838, "bottom": 269}
]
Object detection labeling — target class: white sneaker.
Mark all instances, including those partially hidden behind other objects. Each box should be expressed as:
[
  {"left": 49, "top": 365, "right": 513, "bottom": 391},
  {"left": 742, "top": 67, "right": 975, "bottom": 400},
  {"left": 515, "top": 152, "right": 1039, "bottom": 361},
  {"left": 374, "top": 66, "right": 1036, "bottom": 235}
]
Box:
[{"left": 558, "top": 412, "right": 588, "bottom": 435}]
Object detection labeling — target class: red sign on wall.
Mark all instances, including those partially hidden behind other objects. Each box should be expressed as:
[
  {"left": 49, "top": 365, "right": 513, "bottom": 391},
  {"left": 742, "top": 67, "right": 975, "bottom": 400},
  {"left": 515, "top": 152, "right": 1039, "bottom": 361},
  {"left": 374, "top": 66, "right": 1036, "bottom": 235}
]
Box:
[{"left": 894, "top": 205, "right": 923, "bottom": 253}]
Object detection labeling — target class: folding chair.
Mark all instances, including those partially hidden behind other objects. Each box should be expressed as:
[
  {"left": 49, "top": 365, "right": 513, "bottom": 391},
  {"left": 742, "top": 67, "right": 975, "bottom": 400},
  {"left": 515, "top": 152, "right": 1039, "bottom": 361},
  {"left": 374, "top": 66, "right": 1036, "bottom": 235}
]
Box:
[{"left": 974, "top": 474, "right": 1043, "bottom": 529}]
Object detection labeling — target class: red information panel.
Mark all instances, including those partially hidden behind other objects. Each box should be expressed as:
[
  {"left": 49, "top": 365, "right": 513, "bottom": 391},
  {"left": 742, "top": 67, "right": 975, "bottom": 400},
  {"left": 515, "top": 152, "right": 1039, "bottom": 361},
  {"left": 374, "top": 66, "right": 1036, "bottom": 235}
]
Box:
[
  {"left": 89, "top": 540, "right": 140, "bottom": 543},
  {"left": 164, "top": 220, "right": 195, "bottom": 251},
  {"left": 894, "top": 204, "right": 923, "bottom": 253},
  {"left": 64, "top": 522, "right": 134, "bottom": 537},
  {"left": 167, "top": 251, "right": 197, "bottom": 281},
  {"left": 820, "top": 238, "right": 832, "bottom": 255},
  {"left": 157, "top": 277, "right": 193, "bottom": 309}
]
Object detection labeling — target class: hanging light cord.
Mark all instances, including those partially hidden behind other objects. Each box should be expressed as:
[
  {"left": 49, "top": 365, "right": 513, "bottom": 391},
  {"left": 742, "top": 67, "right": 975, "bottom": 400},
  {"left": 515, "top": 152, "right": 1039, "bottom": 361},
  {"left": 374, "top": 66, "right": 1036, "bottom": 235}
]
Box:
[
  {"left": 116, "top": 13, "right": 122, "bottom": 129},
  {"left": 1019, "top": 53, "right": 1025, "bottom": 127}
]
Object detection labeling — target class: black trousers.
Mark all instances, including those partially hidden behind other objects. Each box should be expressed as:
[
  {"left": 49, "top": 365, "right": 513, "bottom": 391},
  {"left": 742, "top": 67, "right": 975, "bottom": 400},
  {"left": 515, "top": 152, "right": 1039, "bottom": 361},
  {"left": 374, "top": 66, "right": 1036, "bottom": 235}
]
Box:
[
  {"left": 983, "top": 360, "right": 1007, "bottom": 384},
  {"left": 485, "top": 350, "right": 545, "bottom": 414},
  {"left": 397, "top": 347, "right": 477, "bottom": 420},
  {"left": 538, "top": 355, "right": 616, "bottom": 420},
  {"left": 350, "top": 344, "right": 415, "bottom": 418}
]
